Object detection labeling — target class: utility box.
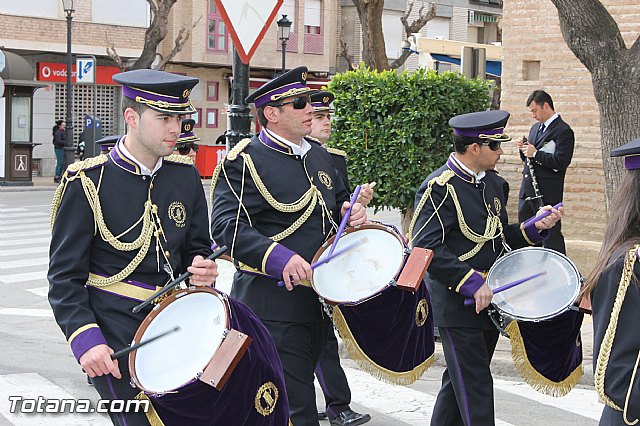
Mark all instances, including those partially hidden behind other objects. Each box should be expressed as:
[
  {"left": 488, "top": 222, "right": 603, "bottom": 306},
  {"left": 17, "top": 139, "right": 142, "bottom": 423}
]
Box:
[{"left": 80, "top": 115, "right": 102, "bottom": 159}]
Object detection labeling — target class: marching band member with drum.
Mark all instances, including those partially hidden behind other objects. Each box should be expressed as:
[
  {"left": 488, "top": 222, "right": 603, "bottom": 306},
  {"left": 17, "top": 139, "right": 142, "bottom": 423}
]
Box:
[
  {"left": 308, "top": 90, "right": 372, "bottom": 426},
  {"left": 583, "top": 138, "right": 640, "bottom": 426},
  {"left": 48, "top": 70, "right": 217, "bottom": 425},
  {"left": 210, "top": 67, "right": 367, "bottom": 426},
  {"left": 408, "top": 110, "right": 563, "bottom": 426}
]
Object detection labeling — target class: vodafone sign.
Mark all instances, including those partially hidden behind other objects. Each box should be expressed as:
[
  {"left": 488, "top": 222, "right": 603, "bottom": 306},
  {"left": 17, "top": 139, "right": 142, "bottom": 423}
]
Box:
[{"left": 37, "top": 62, "right": 120, "bottom": 85}]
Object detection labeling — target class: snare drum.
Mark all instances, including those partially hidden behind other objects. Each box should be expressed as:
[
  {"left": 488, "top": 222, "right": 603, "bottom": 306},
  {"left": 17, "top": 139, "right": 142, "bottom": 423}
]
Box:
[
  {"left": 487, "top": 247, "right": 581, "bottom": 321},
  {"left": 129, "top": 287, "right": 290, "bottom": 425},
  {"left": 311, "top": 223, "right": 407, "bottom": 304},
  {"left": 486, "top": 247, "right": 584, "bottom": 396}
]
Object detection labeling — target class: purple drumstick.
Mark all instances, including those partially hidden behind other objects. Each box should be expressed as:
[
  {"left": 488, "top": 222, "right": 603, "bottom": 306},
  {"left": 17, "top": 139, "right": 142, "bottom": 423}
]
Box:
[
  {"left": 523, "top": 202, "right": 564, "bottom": 227},
  {"left": 463, "top": 271, "right": 547, "bottom": 307},
  {"left": 328, "top": 185, "right": 362, "bottom": 258}
]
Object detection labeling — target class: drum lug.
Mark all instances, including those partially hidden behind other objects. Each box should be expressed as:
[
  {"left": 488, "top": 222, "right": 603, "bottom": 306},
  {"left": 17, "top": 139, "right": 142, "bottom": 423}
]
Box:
[
  {"left": 389, "top": 279, "right": 398, "bottom": 287},
  {"left": 196, "top": 371, "right": 203, "bottom": 379}
]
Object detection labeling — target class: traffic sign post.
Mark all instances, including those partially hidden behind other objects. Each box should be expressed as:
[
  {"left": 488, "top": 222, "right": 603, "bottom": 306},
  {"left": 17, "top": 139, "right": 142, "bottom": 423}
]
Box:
[{"left": 76, "top": 56, "right": 98, "bottom": 157}]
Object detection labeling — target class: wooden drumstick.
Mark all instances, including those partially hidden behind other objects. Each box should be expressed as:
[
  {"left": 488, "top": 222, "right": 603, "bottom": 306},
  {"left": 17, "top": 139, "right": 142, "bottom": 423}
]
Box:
[
  {"left": 463, "top": 271, "right": 547, "bottom": 307},
  {"left": 111, "top": 326, "right": 181, "bottom": 359}
]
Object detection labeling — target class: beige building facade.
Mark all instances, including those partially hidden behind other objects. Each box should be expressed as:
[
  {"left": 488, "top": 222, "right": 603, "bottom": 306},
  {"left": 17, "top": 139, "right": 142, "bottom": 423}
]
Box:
[{"left": 0, "top": 0, "right": 339, "bottom": 177}]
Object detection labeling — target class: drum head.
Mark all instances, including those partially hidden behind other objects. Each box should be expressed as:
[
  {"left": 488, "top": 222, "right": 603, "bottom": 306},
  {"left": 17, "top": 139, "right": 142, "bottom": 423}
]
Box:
[
  {"left": 487, "top": 247, "right": 581, "bottom": 321},
  {"left": 312, "top": 225, "right": 405, "bottom": 304},
  {"left": 214, "top": 256, "right": 236, "bottom": 294},
  {"left": 132, "top": 289, "right": 228, "bottom": 393}
]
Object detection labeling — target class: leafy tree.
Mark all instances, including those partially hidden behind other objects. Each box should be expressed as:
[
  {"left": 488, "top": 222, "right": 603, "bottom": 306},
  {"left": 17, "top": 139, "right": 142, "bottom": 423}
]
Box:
[
  {"left": 550, "top": 0, "right": 640, "bottom": 209},
  {"left": 328, "top": 67, "right": 491, "bottom": 231},
  {"left": 106, "top": 0, "right": 201, "bottom": 70}
]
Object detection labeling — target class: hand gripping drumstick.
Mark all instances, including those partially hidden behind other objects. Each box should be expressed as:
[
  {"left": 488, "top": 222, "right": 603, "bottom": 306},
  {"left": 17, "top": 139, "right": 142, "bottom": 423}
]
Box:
[
  {"left": 132, "top": 245, "right": 228, "bottom": 314},
  {"left": 277, "top": 238, "right": 367, "bottom": 287},
  {"left": 328, "top": 185, "right": 362, "bottom": 257},
  {"left": 523, "top": 202, "right": 564, "bottom": 228},
  {"left": 111, "top": 326, "right": 181, "bottom": 360},
  {"left": 463, "top": 271, "right": 548, "bottom": 307}
]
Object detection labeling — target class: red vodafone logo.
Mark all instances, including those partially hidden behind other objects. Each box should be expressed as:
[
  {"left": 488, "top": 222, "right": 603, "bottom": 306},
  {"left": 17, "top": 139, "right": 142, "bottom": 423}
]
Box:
[{"left": 37, "top": 62, "right": 120, "bottom": 84}]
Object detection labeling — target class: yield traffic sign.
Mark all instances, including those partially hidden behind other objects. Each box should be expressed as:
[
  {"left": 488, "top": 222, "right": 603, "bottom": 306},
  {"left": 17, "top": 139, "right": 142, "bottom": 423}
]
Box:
[{"left": 215, "top": 0, "right": 284, "bottom": 64}]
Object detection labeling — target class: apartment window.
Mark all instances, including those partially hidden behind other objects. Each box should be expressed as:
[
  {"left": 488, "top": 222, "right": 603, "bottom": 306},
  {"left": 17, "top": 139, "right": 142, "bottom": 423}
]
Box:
[
  {"left": 206, "top": 109, "right": 219, "bottom": 128},
  {"left": 208, "top": 1, "right": 227, "bottom": 52},
  {"left": 279, "top": 0, "right": 299, "bottom": 53},
  {"left": 206, "top": 81, "right": 219, "bottom": 101},
  {"left": 192, "top": 108, "right": 202, "bottom": 128},
  {"left": 303, "top": 0, "right": 323, "bottom": 54}
]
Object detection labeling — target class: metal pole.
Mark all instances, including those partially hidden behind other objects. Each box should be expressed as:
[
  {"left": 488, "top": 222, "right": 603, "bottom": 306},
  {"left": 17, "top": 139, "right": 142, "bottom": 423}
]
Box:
[
  {"left": 225, "top": 47, "right": 252, "bottom": 149},
  {"left": 63, "top": 12, "right": 74, "bottom": 169},
  {"left": 281, "top": 39, "right": 286, "bottom": 73}
]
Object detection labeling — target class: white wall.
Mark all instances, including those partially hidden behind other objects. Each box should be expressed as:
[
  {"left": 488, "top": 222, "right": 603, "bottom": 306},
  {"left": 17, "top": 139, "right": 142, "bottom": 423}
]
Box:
[
  {"left": 1, "top": 0, "right": 59, "bottom": 19},
  {"left": 92, "top": 0, "right": 149, "bottom": 28}
]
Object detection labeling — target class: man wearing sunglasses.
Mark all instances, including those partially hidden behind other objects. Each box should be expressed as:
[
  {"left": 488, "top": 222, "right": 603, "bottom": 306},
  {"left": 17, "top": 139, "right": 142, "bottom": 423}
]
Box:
[
  {"left": 409, "top": 110, "right": 564, "bottom": 426},
  {"left": 211, "top": 66, "right": 367, "bottom": 426},
  {"left": 175, "top": 118, "right": 200, "bottom": 162}
]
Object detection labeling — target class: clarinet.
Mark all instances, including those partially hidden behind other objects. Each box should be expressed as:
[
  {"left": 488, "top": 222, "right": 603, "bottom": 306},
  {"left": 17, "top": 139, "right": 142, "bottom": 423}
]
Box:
[{"left": 523, "top": 137, "right": 544, "bottom": 210}]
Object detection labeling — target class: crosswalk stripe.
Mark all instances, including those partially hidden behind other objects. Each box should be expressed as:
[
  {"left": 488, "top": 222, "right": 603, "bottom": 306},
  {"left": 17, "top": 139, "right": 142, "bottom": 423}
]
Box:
[
  {"left": 0, "top": 270, "right": 47, "bottom": 284},
  {"left": 0, "top": 246, "right": 49, "bottom": 257},
  {"left": 0, "top": 208, "right": 29, "bottom": 213},
  {"left": 0, "top": 308, "right": 53, "bottom": 317},
  {"left": 0, "top": 229, "right": 51, "bottom": 239},
  {"left": 0, "top": 224, "right": 50, "bottom": 232},
  {"left": 0, "top": 238, "right": 52, "bottom": 247},
  {"left": 0, "top": 217, "right": 50, "bottom": 225},
  {"left": 26, "top": 287, "right": 49, "bottom": 298},
  {"left": 493, "top": 379, "right": 603, "bottom": 420},
  {"left": 0, "top": 257, "right": 49, "bottom": 269},
  {"left": 336, "top": 366, "right": 518, "bottom": 426},
  {"left": 0, "top": 212, "right": 48, "bottom": 219},
  {"left": 0, "top": 373, "right": 110, "bottom": 425}
]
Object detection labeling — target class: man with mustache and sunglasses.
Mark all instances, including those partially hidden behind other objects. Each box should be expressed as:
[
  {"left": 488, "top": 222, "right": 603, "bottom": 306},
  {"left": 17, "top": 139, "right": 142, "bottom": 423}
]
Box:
[
  {"left": 408, "top": 110, "right": 563, "bottom": 426},
  {"left": 175, "top": 118, "right": 200, "bottom": 162},
  {"left": 210, "top": 66, "right": 367, "bottom": 426}
]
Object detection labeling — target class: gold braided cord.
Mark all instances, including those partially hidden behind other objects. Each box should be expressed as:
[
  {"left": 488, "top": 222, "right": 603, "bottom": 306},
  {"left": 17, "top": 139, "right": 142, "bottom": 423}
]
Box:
[
  {"left": 594, "top": 246, "right": 638, "bottom": 420},
  {"left": 407, "top": 169, "right": 502, "bottom": 260},
  {"left": 240, "top": 153, "right": 317, "bottom": 213},
  {"left": 209, "top": 162, "right": 223, "bottom": 203},
  {"left": 407, "top": 170, "right": 455, "bottom": 245},
  {"left": 270, "top": 191, "right": 318, "bottom": 241}
]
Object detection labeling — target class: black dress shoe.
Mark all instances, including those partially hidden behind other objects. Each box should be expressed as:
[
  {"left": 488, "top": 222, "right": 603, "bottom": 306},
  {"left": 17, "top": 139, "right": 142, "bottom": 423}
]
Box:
[{"left": 330, "top": 409, "right": 371, "bottom": 426}]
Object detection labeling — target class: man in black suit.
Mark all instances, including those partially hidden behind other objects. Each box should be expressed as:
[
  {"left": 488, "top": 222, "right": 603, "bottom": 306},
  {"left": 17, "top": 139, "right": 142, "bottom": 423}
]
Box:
[{"left": 517, "top": 90, "right": 575, "bottom": 254}]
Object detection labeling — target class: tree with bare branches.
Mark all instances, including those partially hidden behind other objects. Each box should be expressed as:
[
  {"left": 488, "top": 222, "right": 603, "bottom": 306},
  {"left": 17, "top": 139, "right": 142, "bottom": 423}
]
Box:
[
  {"left": 550, "top": 0, "right": 640, "bottom": 210},
  {"left": 106, "top": 0, "right": 201, "bottom": 71},
  {"left": 351, "top": 0, "right": 435, "bottom": 71}
]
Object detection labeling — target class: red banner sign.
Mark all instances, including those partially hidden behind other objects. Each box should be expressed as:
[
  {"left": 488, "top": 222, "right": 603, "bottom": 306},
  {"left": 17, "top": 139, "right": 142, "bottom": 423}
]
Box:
[{"left": 37, "top": 62, "right": 120, "bottom": 85}]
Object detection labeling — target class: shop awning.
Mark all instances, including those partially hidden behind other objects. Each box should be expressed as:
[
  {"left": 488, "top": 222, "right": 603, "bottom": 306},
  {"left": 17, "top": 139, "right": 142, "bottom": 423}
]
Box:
[{"left": 430, "top": 53, "right": 502, "bottom": 77}]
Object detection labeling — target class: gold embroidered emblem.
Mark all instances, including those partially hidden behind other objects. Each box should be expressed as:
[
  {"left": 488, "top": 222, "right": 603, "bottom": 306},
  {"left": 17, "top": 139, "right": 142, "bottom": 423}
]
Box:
[
  {"left": 494, "top": 197, "right": 501, "bottom": 214},
  {"left": 168, "top": 201, "right": 187, "bottom": 228},
  {"left": 182, "top": 89, "right": 191, "bottom": 98},
  {"left": 415, "top": 298, "right": 429, "bottom": 327},
  {"left": 255, "top": 381, "right": 279, "bottom": 416},
  {"left": 323, "top": 96, "right": 330, "bottom": 103},
  {"left": 318, "top": 171, "right": 333, "bottom": 190},
  {"left": 184, "top": 122, "right": 192, "bottom": 132},
  {"left": 301, "top": 71, "right": 308, "bottom": 81}
]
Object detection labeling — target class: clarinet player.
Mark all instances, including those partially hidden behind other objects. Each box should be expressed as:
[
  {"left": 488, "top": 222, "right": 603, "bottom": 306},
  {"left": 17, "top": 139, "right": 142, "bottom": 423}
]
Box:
[{"left": 516, "top": 90, "right": 575, "bottom": 254}]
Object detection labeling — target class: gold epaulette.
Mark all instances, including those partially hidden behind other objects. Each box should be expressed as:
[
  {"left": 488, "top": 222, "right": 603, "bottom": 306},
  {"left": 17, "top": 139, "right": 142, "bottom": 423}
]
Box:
[
  {"left": 164, "top": 153, "right": 193, "bottom": 165},
  {"left": 326, "top": 147, "right": 348, "bottom": 158},
  {"left": 65, "top": 154, "right": 109, "bottom": 175},
  {"left": 407, "top": 169, "right": 455, "bottom": 243},
  {"left": 305, "top": 136, "right": 323, "bottom": 146},
  {"left": 226, "top": 138, "right": 251, "bottom": 161}
]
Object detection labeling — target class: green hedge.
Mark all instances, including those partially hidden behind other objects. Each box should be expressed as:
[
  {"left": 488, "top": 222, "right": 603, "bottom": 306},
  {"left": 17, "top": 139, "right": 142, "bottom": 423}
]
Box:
[{"left": 327, "top": 66, "right": 491, "bottom": 214}]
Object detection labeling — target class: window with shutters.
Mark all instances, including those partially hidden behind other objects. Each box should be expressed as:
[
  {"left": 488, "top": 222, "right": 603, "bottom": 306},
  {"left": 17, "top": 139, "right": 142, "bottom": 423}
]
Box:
[
  {"left": 278, "top": 0, "right": 299, "bottom": 53},
  {"left": 207, "top": 0, "right": 228, "bottom": 52},
  {"left": 303, "top": 0, "right": 323, "bottom": 54}
]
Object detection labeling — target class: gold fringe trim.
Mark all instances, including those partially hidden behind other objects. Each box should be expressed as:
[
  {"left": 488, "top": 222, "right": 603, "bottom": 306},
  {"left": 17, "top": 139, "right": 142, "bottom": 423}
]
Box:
[
  {"left": 506, "top": 321, "right": 583, "bottom": 397},
  {"left": 135, "top": 391, "right": 166, "bottom": 426},
  {"left": 325, "top": 147, "right": 348, "bottom": 158},
  {"left": 332, "top": 307, "right": 434, "bottom": 385}
]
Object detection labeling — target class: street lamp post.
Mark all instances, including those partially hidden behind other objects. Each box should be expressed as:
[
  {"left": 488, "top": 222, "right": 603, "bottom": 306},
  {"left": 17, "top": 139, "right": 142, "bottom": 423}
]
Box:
[
  {"left": 62, "top": 0, "right": 75, "bottom": 170},
  {"left": 277, "top": 15, "right": 292, "bottom": 74}
]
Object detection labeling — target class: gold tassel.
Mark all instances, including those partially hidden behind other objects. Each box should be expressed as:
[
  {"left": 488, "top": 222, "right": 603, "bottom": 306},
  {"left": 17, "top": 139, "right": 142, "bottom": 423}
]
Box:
[
  {"left": 135, "top": 391, "right": 166, "bottom": 426},
  {"left": 506, "top": 321, "right": 583, "bottom": 397},
  {"left": 332, "top": 308, "right": 434, "bottom": 385}
]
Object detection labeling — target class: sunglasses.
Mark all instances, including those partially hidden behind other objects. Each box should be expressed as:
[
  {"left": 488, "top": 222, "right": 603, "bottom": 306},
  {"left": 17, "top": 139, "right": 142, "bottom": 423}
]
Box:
[
  {"left": 272, "top": 95, "right": 311, "bottom": 110},
  {"left": 477, "top": 140, "right": 502, "bottom": 151},
  {"left": 176, "top": 143, "right": 199, "bottom": 155}
]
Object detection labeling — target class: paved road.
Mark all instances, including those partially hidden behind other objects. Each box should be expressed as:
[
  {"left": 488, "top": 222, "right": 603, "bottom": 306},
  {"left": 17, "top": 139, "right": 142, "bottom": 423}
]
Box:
[{"left": 0, "top": 187, "right": 603, "bottom": 425}]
